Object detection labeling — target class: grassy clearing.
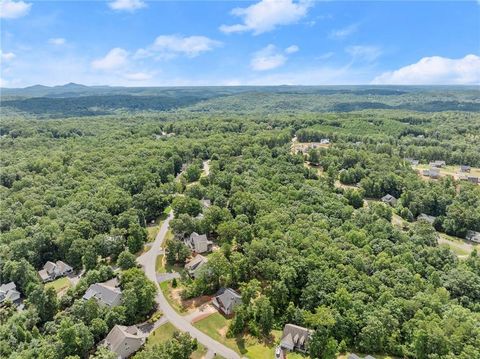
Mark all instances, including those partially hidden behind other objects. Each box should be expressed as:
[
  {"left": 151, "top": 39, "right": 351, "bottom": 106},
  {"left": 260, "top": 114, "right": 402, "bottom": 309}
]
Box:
[
  {"left": 146, "top": 321, "right": 208, "bottom": 358},
  {"left": 156, "top": 254, "right": 165, "bottom": 273},
  {"left": 438, "top": 233, "right": 475, "bottom": 257},
  {"left": 193, "top": 313, "right": 283, "bottom": 357},
  {"left": 160, "top": 281, "right": 187, "bottom": 314},
  {"left": 45, "top": 276, "right": 71, "bottom": 294},
  {"left": 146, "top": 322, "right": 177, "bottom": 347}
]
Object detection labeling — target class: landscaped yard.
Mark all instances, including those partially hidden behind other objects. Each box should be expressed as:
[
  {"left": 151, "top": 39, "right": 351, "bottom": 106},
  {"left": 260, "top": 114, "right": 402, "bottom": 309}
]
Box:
[
  {"left": 45, "top": 276, "right": 71, "bottom": 294},
  {"left": 193, "top": 312, "right": 285, "bottom": 358}
]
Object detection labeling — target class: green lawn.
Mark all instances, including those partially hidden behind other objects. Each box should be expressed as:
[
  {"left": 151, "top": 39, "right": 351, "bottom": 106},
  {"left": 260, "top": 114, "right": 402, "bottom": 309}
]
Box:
[
  {"left": 45, "top": 276, "right": 71, "bottom": 294},
  {"left": 146, "top": 322, "right": 177, "bottom": 347},
  {"left": 146, "top": 321, "right": 208, "bottom": 358},
  {"left": 193, "top": 313, "right": 283, "bottom": 357}
]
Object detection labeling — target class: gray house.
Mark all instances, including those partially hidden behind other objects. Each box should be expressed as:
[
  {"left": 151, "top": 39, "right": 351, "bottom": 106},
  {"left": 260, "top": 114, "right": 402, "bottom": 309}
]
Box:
[
  {"left": 83, "top": 281, "right": 122, "bottom": 307},
  {"left": 185, "top": 232, "right": 213, "bottom": 254},
  {"left": 423, "top": 167, "right": 440, "bottom": 179},
  {"left": 460, "top": 165, "right": 471, "bottom": 173},
  {"left": 0, "top": 282, "right": 21, "bottom": 306},
  {"left": 279, "top": 324, "right": 313, "bottom": 354},
  {"left": 185, "top": 254, "right": 208, "bottom": 278},
  {"left": 212, "top": 288, "right": 242, "bottom": 316},
  {"left": 417, "top": 213, "right": 436, "bottom": 225},
  {"left": 406, "top": 158, "right": 419, "bottom": 166},
  {"left": 38, "top": 260, "right": 73, "bottom": 282},
  {"left": 429, "top": 160, "right": 446, "bottom": 168},
  {"left": 103, "top": 325, "right": 145, "bottom": 359},
  {"left": 466, "top": 230, "right": 480, "bottom": 243},
  {"left": 381, "top": 194, "right": 397, "bottom": 207},
  {"left": 467, "top": 175, "right": 479, "bottom": 184}
]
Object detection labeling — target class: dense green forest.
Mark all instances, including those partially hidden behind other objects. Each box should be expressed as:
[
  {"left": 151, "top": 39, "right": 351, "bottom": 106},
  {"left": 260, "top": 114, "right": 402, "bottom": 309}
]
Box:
[{"left": 0, "top": 87, "right": 479, "bottom": 359}]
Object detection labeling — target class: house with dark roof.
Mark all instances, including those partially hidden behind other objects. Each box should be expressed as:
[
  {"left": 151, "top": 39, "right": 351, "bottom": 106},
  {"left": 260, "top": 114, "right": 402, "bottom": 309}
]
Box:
[
  {"left": 185, "top": 232, "right": 213, "bottom": 254},
  {"left": 0, "top": 282, "right": 21, "bottom": 307},
  {"left": 381, "top": 194, "right": 397, "bottom": 207},
  {"left": 466, "top": 230, "right": 480, "bottom": 243},
  {"left": 467, "top": 175, "right": 479, "bottom": 184},
  {"left": 83, "top": 281, "right": 122, "bottom": 307},
  {"left": 429, "top": 160, "right": 446, "bottom": 168},
  {"left": 103, "top": 325, "right": 145, "bottom": 359},
  {"left": 279, "top": 324, "right": 313, "bottom": 354},
  {"left": 212, "top": 288, "right": 242, "bottom": 316},
  {"left": 185, "top": 254, "right": 208, "bottom": 278},
  {"left": 423, "top": 167, "right": 440, "bottom": 179},
  {"left": 406, "top": 158, "right": 419, "bottom": 166},
  {"left": 417, "top": 213, "right": 436, "bottom": 225},
  {"left": 38, "top": 260, "right": 73, "bottom": 282}
]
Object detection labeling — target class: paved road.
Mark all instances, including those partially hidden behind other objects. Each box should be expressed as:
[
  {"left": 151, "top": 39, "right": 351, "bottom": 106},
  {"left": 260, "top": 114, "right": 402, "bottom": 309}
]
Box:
[{"left": 137, "top": 211, "right": 241, "bottom": 359}]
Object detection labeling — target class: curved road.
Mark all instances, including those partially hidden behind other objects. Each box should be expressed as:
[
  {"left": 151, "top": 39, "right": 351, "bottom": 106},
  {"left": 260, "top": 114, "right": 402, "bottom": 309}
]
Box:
[{"left": 137, "top": 167, "right": 240, "bottom": 359}]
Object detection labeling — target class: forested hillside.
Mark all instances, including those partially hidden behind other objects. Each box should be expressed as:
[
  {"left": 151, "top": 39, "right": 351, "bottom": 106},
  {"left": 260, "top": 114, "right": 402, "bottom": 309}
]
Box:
[{"left": 0, "top": 87, "right": 479, "bottom": 359}]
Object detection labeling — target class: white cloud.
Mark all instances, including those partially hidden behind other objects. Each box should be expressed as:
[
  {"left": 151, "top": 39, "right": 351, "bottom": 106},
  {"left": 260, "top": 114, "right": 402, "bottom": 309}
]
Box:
[
  {"left": 124, "top": 72, "right": 152, "bottom": 81},
  {"left": 285, "top": 45, "right": 299, "bottom": 54},
  {"left": 251, "top": 44, "right": 287, "bottom": 71},
  {"left": 108, "top": 0, "right": 146, "bottom": 12},
  {"left": 136, "top": 35, "right": 221, "bottom": 59},
  {"left": 373, "top": 54, "right": 480, "bottom": 85},
  {"left": 316, "top": 52, "right": 334, "bottom": 60},
  {"left": 220, "top": 0, "right": 312, "bottom": 35},
  {"left": 1, "top": 51, "right": 16, "bottom": 62},
  {"left": 49, "top": 38, "right": 66, "bottom": 46},
  {"left": 329, "top": 23, "right": 358, "bottom": 39},
  {"left": 0, "top": 0, "right": 31, "bottom": 19},
  {"left": 91, "top": 48, "right": 129, "bottom": 70},
  {"left": 346, "top": 45, "right": 382, "bottom": 62}
]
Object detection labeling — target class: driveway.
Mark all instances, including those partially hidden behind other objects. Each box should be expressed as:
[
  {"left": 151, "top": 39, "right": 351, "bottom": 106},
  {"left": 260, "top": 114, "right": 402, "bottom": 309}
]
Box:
[
  {"left": 156, "top": 272, "right": 180, "bottom": 283},
  {"left": 137, "top": 211, "right": 241, "bottom": 359}
]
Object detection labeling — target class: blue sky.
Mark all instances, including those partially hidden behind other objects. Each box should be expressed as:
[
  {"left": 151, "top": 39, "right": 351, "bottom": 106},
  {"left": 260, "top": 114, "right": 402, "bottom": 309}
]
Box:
[{"left": 1, "top": 0, "right": 479, "bottom": 87}]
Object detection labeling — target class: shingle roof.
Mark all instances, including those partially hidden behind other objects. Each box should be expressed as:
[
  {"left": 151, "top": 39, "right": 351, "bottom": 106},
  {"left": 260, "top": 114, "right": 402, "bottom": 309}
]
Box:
[
  {"left": 213, "top": 288, "right": 242, "bottom": 315},
  {"left": 0, "top": 282, "right": 21, "bottom": 304},
  {"left": 83, "top": 282, "right": 122, "bottom": 307},
  {"left": 280, "top": 324, "right": 312, "bottom": 351},
  {"left": 105, "top": 325, "right": 144, "bottom": 358}
]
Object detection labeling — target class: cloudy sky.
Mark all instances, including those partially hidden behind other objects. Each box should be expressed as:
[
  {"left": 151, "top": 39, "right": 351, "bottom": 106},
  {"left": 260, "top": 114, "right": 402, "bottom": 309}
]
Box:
[{"left": 1, "top": 0, "right": 479, "bottom": 87}]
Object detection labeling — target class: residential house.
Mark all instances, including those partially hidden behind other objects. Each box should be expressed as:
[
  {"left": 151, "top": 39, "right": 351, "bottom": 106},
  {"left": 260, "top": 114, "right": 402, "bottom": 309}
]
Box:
[
  {"left": 417, "top": 213, "right": 436, "bottom": 225},
  {"left": 429, "top": 160, "right": 446, "bottom": 168},
  {"left": 0, "top": 282, "right": 21, "bottom": 306},
  {"left": 406, "top": 158, "right": 419, "bottom": 166},
  {"left": 466, "top": 230, "right": 480, "bottom": 243},
  {"left": 201, "top": 198, "right": 211, "bottom": 208},
  {"left": 460, "top": 165, "right": 471, "bottom": 173},
  {"left": 103, "top": 325, "right": 145, "bottom": 359},
  {"left": 185, "top": 254, "right": 208, "bottom": 278},
  {"left": 83, "top": 281, "right": 122, "bottom": 307},
  {"left": 212, "top": 288, "right": 242, "bottom": 316},
  {"left": 467, "top": 175, "right": 479, "bottom": 184},
  {"left": 38, "top": 260, "right": 73, "bottom": 282},
  {"left": 381, "top": 194, "right": 397, "bottom": 207},
  {"left": 185, "top": 232, "right": 213, "bottom": 254},
  {"left": 348, "top": 355, "right": 361, "bottom": 359},
  {"left": 423, "top": 168, "right": 440, "bottom": 179},
  {"left": 279, "top": 324, "right": 313, "bottom": 354},
  {"left": 320, "top": 138, "right": 330, "bottom": 145}
]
